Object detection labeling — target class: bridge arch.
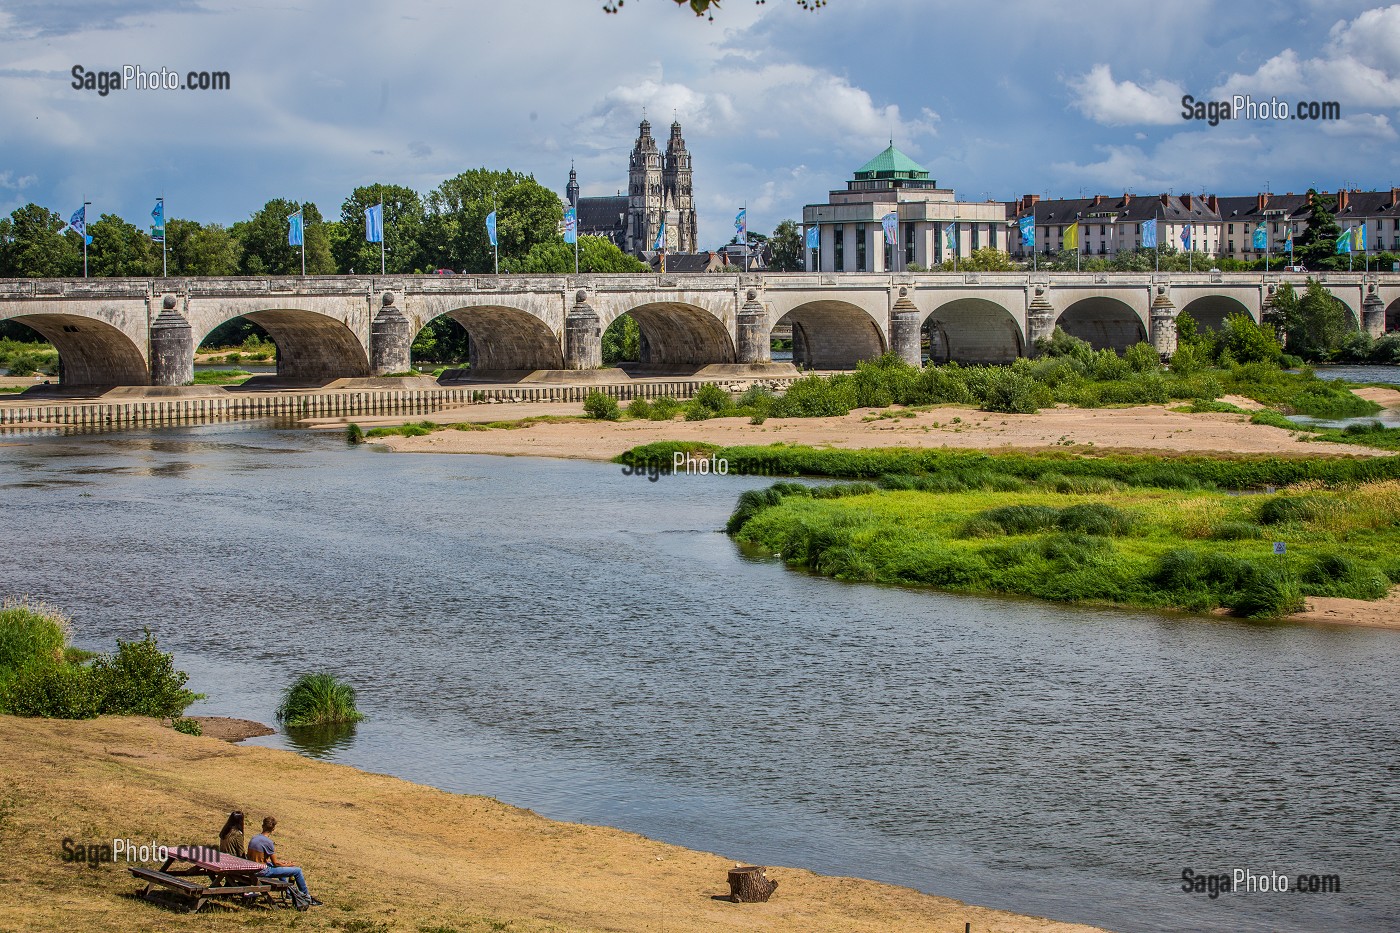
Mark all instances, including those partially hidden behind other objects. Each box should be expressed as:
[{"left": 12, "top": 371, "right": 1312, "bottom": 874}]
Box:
[
  {"left": 1178, "top": 295, "right": 1255, "bottom": 331},
  {"left": 192, "top": 308, "right": 369, "bottom": 383},
  {"left": 605, "top": 301, "right": 735, "bottom": 369},
  {"left": 0, "top": 311, "right": 148, "bottom": 385},
  {"left": 1056, "top": 297, "right": 1147, "bottom": 352},
  {"left": 1386, "top": 297, "right": 1400, "bottom": 332},
  {"left": 772, "top": 299, "right": 885, "bottom": 370},
  {"left": 920, "top": 297, "right": 1024, "bottom": 364},
  {"left": 418, "top": 305, "right": 562, "bottom": 373}
]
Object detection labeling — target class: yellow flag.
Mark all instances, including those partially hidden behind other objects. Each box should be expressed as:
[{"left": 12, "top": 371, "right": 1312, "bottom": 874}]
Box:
[{"left": 1063, "top": 221, "right": 1079, "bottom": 251}]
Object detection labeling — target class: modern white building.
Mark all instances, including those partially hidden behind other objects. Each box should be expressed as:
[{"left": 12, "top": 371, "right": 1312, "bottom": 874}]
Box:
[{"left": 801, "top": 145, "right": 1007, "bottom": 272}]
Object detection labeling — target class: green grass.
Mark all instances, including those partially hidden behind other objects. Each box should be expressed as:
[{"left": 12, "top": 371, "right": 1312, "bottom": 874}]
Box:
[
  {"left": 0, "top": 599, "right": 69, "bottom": 682},
  {"left": 729, "top": 480, "right": 1400, "bottom": 618},
  {"left": 0, "top": 385, "right": 28, "bottom": 393},
  {"left": 190, "top": 369, "right": 253, "bottom": 385},
  {"left": 1308, "top": 421, "right": 1400, "bottom": 452},
  {"left": 276, "top": 672, "right": 365, "bottom": 727}
]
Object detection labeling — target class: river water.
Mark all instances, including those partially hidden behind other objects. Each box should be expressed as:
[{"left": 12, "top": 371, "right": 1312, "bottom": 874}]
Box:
[{"left": 1, "top": 423, "right": 1397, "bottom": 933}]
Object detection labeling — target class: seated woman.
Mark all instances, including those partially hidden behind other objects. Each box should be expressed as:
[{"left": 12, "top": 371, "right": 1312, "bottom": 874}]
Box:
[{"left": 218, "top": 810, "right": 246, "bottom": 859}]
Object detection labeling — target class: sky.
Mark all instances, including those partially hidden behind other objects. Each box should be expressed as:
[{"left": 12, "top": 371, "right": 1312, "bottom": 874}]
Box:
[{"left": 2, "top": 0, "right": 1399, "bottom": 250}]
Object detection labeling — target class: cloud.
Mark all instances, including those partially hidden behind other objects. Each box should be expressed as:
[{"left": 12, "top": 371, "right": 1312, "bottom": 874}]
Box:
[
  {"left": 0, "top": 0, "right": 209, "bottom": 38},
  {"left": 1066, "top": 64, "right": 1185, "bottom": 126}
]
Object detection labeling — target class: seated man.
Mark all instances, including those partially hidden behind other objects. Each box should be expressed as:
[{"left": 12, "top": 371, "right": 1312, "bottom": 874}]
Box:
[{"left": 247, "top": 816, "right": 322, "bottom": 906}]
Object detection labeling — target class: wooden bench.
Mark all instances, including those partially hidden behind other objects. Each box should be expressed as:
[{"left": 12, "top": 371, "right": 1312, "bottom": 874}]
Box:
[{"left": 130, "top": 849, "right": 284, "bottom": 912}]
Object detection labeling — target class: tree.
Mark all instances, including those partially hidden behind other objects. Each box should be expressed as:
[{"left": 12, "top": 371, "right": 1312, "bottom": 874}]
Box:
[
  {"left": 335, "top": 184, "right": 426, "bottom": 274},
  {"left": 602, "top": 0, "right": 827, "bottom": 19},
  {"left": 768, "top": 219, "right": 803, "bottom": 271},
  {"left": 603, "top": 315, "right": 641, "bottom": 363},
  {"left": 940, "top": 247, "right": 1016, "bottom": 272},
  {"left": 512, "top": 235, "right": 647, "bottom": 273},
  {"left": 164, "top": 219, "right": 240, "bottom": 276},
  {"left": 424, "top": 169, "right": 562, "bottom": 274},
  {"left": 1295, "top": 189, "right": 1341, "bottom": 270},
  {"left": 87, "top": 213, "right": 159, "bottom": 277},
  {"left": 234, "top": 199, "right": 334, "bottom": 275},
  {"left": 1268, "top": 279, "right": 1352, "bottom": 360},
  {"left": 0, "top": 204, "right": 81, "bottom": 277}
]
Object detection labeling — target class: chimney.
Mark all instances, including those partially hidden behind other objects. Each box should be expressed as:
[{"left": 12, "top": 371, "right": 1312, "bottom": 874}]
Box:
[
  {"left": 1392, "top": 187, "right": 1400, "bottom": 208},
  {"left": 1338, "top": 189, "right": 1349, "bottom": 211},
  {"left": 1182, "top": 193, "right": 1193, "bottom": 210},
  {"left": 1021, "top": 194, "right": 1039, "bottom": 210},
  {"left": 1092, "top": 194, "right": 1104, "bottom": 206},
  {"left": 1207, "top": 194, "right": 1219, "bottom": 213},
  {"left": 1160, "top": 193, "right": 1170, "bottom": 206},
  {"left": 1123, "top": 193, "right": 1133, "bottom": 205},
  {"left": 1256, "top": 193, "right": 1267, "bottom": 212}
]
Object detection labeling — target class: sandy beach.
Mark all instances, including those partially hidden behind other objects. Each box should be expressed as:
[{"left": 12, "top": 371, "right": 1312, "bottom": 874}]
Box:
[
  {"left": 346, "top": 399, "right": 1393, "bottom": 461},
  {"left": 0, "top": 715, "right": 1106, "bottom": 933}
]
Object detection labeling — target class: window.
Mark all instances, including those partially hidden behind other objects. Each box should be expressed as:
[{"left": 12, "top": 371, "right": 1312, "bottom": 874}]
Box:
[
  {"left": 1228, "top": 223, "right": 1234, "bottom": 234},
  {"left": 1228, "top": 240, "right": 1234, "bottom": 252},
  {"left": 988, "top": 225, "right": 998, "bottom": 251},
  {"left": 833, "top": 224, "right": 844, "bottom": 271},
  {"left": 856, "top": 223, "right": 867, "bottom": 272},
  {"left": 971, "top": 224, "right": 980, "bottom": 250},
  {"left": 904, "top": 223, "right": 915, "bottom": 266}
]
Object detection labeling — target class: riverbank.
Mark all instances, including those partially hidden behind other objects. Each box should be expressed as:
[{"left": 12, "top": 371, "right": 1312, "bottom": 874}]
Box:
[
  {"left": 0, "top": 715, "right": 1104, "bottom": 933},
  {"left": 359, "top": 400, "right": 1394, "bottom": 459}
]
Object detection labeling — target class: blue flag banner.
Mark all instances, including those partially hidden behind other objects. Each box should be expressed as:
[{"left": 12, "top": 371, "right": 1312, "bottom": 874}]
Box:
[
  {"left": 1252, "top": 223, "right": 1267, "bottom": 250},
  {"left": 805, "top": 226, "right": 819, "bottom": 250},
  {"left": 1285, "top": 229, "right": 1294, "bottom": 254},
  {"left": 1019, "top": 215, "right": 1035, "bottom": 247},
  {"left": 1336, "top": 227, "right": 1352, "bottom": 254},
  {"left": 288, "top": 211, "right": 303, "bottom": 247},
  {"left": 943, "top": 222, "right": 956, "bottom": 251},
  {"left": 1356, "top": 224, "right": 1368, "bottom": 251},
  {"left": 653, "top": 219, "right": 666, "bottom": 252},
  {"left": 69, "top": 205, "right": 86, "bottom": 235},
  {"left": 150, "top": 200, "right": 165, "bottom": 243},
  {"left": 485, "top": 210, "right": 497, "bottom": 248},
  {"left": 1180, "top": 224, "right": 1191, "bottom": 250},
  {"left": 734, "top": 208, "right": 746, "bottom": 240},
  {"left": 563, "top": 206, "right": 577, "bottom": 245},
  {"left": 365, "top": 203, "right": 383, "bottom": 243},
  {"left": 1141, "top": 218, "right": 1157, "bottom": 249},
  {"left": 881, "top": 211, "right": 898, "bottom": 247}
]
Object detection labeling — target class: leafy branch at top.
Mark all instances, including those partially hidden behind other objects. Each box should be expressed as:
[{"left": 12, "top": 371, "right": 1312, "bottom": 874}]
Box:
[{"left": 602, "top": 0, "right": 828, "bottom": 20}]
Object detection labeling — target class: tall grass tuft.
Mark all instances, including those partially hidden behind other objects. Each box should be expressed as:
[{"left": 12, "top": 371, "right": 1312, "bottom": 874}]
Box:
[
  {"left": 0, "top": 598, "right": 68, "bottom": 679},
  {"left": 276, "top": 673, "right": 366, "bottom": 727}
]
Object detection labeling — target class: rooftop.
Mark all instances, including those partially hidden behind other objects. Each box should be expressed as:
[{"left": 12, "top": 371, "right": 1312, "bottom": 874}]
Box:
[{"left": 854, "top": 144, "right": 929, "bottom": 181}]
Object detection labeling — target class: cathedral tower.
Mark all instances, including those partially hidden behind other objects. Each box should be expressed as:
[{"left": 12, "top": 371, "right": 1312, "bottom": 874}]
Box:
[
  {"left": 663, "top": 120, "right": 698, "bottom": 253},
  {"left": 626, "top": 119, "right": 664, "bottom": 256}
]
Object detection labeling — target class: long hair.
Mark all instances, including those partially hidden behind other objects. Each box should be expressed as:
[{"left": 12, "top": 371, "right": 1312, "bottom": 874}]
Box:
[{"left": 219, "top": 810, "right": 245, "bottom": 840}]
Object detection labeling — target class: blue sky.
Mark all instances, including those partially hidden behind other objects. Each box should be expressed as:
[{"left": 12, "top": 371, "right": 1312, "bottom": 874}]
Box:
[{"left": 2, "top": 0, "right": 1398, "bottom": 250}]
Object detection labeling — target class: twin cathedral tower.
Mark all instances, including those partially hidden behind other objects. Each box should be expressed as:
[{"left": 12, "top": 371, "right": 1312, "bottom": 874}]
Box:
[{"left": 566, "top": 118, "right": 699, "bottom": 257}]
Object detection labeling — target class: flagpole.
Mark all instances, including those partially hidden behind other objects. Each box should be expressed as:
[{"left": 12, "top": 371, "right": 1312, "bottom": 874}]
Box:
[
  {"left": 301, "top": 211, "right": 306, "bottom": 276},
  {"left": 159, "top": 196, "right": 167, "bottom": 277},
  {"left": 83, "top": 199, "right": 91, "bottom": 278},
  {"left": 379, "top": 186, "right": 386, "bottom": 276},
  {"left": 494, "top": 197, "right": 499, "bottom": 276},
  {"left": 743, "top": 202, "right": 749, "bottom": 272}
]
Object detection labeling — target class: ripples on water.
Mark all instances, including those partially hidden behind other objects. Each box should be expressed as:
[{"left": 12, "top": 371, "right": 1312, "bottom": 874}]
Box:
[{"left": 1, "top": 421, "right": 1397, "bottom": 933}]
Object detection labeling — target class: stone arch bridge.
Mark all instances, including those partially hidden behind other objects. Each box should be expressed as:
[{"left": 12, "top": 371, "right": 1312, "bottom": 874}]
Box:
[{"left": 0, "top": 272, "right": 1395, "bottom": 387}]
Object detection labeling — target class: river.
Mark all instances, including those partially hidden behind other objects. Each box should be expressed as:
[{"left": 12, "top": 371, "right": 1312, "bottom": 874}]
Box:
[{"left": 1, "top": 422, "right": 1396, "bottom": 932}]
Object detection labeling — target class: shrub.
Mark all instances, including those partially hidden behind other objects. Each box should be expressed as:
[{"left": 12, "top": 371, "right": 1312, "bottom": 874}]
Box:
[
  {"left": 1057, "top": 502, "right": 1135, "bottom": 536},
  {"left": 648, "top": 396, "right": 682, "bottom": 420},
  {"left": 771, "top": 375, "right": 857, "bottom": 417},
  {"left": 692, "top": 383, "right": 733, "bottom": 415},
  {"left": 1124, "top": 342, "right": 1162, "bottom": 373},
  {"left": 346, "top": 423, "right": 364, "bottom": 445},
  {"left": 1258, "top": 495, "right": 1322, "bottom": 526},
  {"left": 0, "top": 600, "right": 68, "bottom": 679},
  {"left": 583, "top": 391, "right": 621, "bottom": 421},
  {"left": 277, "top": 673, "right": 365, "bottom": 727},
  {"left": 90, "top": 629, "right": 201, "bottom": 719},
  {"left": 974, "top": 504, "right": 1060, "bottom": 534},
  {"left": 1168, "top": 342, "right": 1206, "bottom": 376},
  {"left": 1035, "top": 327, "right": 1094, "bottom": 364},
  {"left": 172, "top": 717, "right": 203, "bottom": 736},
  {"left": 980, "top": 369, "right": 1040, "bottom": 414},
  {"left": 0, "top": 662, "right": 99, "bottom": 719},
  {"left": 1225, "top": 567, "right": 1304, "bottom": 618},
  {"left": 1217, "top": 313, "right": 1283, "bottom": 364},
  {"left": 626, "top": 398, "right": 652, "bottom": 419}
]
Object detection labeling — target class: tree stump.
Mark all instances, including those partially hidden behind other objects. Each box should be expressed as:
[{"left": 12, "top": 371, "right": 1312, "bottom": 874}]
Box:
[{"left": 727, "top": 865, "right": 778, "bottom": 903}]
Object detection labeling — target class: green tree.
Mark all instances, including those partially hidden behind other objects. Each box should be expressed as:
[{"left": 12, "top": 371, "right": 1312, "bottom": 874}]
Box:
[
  {"left": 512, "top": 235, "right": 647, "bottom": 273},
  {"left": 603, "top": 315, "right": 641, "bottom": 364},
  {"left": 768, "top": 219, "right": 803, "bottom": 271},
  {"left": 1269, "top": 279, "right": 1352, "bottom": 360},
  {"left": 1295, "top": 190, "right": 1341, "bottom": 270},
  {"left": 165, "top": 218, "right": 240, "bottom": 276},
  {"left": 234, "top": 199, "right": 335, "bottom": 275},
  {"left": 87, "top": 213, "right": 158, "bottom": 277},
  {"left": 0, "top": 204, "right": 81, "bottom": 277},
  {"left": 602, "top": 0, "right": 827, "bottom": 19},
  {"left": 1217, "top": 312, "right": 1283, "bottom": 364},
  {"left": 335, "top": 184, "right": 426, "bottom": 274},
  {"left": 424, "top": 169, "right": 562, "bottom": 274},
  {"left": 940, "top": 247, "right": 1016, "bottom": 272}
]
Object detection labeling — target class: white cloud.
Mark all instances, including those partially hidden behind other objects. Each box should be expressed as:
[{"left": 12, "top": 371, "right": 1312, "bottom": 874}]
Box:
[{"left": 1066, "top": 64, "right": 1185, "bottom": 126}]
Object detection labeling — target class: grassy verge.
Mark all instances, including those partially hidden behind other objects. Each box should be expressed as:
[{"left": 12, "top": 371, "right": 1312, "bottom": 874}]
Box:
[
  {"left": 362, "top": 415, "right": 591, "bottom": 438},
  {"left": 619, "top": 443, "right": 1400, "bottom": 488},
  {"left": 189, "top": 369, "right": 252, "bottom": 386},
  {"left": 728, "top": 479, "right": 1400, "bottom": 618}
]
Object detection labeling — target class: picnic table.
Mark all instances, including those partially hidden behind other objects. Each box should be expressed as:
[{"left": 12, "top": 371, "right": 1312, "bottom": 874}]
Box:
[{"left": 130, "top": 847, "right": 288, "bottom": 912}]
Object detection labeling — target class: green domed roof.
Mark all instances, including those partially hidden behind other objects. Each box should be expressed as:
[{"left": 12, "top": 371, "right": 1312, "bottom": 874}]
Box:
[{"left": 855, "top": 144, "right": 928, "bottom": 180}]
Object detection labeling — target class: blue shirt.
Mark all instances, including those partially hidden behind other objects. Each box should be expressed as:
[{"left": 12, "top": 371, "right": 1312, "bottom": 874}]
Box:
[{"left": 248, "top": 833, "right": 275, "bottom": 862}]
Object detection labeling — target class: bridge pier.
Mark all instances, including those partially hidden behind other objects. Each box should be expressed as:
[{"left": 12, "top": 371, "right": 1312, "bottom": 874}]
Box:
[
  {"left": 1363, "top": 285, "right": 1386, "bottom": 338},
  {"left": 890, "top": 290, "right": 921, "bottom": 367},
  {"left": 1150, "top": 285, "right": 1178, "bottom": 359},
  {"left": 736, "top": 290, "right": 771, "bottom": 364},
  {"left": 1026, "top": 286, "right": 1056, "bottom": 353},
  {"left": 149, "top": 294, "right": 195, "bottom": 386},
  {"left": 565, "top": 290, "right": 602, "bottom": 370},
  {"left": 371, "top": 291, "right": 413, "bottom": 375}
]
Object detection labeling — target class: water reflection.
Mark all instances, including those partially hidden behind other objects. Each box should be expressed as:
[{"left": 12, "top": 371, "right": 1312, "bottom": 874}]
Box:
[{"left": 282, "top": 722, "right": 359, "bottom": 758}]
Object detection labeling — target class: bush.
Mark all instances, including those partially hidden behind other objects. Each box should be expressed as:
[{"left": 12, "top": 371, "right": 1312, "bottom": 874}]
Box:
[
  {"left": 0, "top": 662, "right": 100, "bottom": 719},
  {"left": 1035, "top": 327, "right": 1094, "bottom": 364},
  {"left": 1217, "top": 313, "right": 1283, "bottom": 365},
  {"left": 1258, "top": 495, "right": 1322, "bottom": 526},
  {"left": 1225, "top": 568, "right": 1304, "bottom": 618},
  {"left": 277, "top": 673, "right": 365, "bottom": 727},
  {"left": 974, "top": 504, "right": 1060, "bottom": 534},
  {"left": 0, "top": 600, "right": 68, "bottom": 679},
  {"left": 346, "top": 423, "right": 364, "bottom": 445},
  {"left": 172, "top": 717, "right": 203, "bottom": 736},
  {"left": 648, "top": 396, "right": 682, "bottom": 420},
  {"left": 1057, "top": 502, "right": 1135, "bottom": 536},
  {"left": 981, "top": 369, "right": 1041, "bottom": 414},
  {"left": 90, "top": 629, "right": 201, "bottom": 719},
  {"left": 1301, "top": 553, "right": 1391, "bottom": 600},
  {"left": 1124, "top": 342, "right": 1161, "bottom": 373},
  {"left": 583, "top": 391, "right": 621, "bottom": 421},
  {"left": 771, "top": 375, "right": 857, "bottom": 417},
  {"left": 626, "top": 398, "right": 652, "bottom": 419},
  {"left": 692, "top": 383, "right": 732, "bottom": 414}
]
